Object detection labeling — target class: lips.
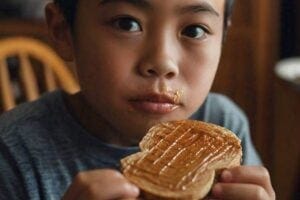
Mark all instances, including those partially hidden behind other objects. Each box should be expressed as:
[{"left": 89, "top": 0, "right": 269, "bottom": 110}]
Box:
[{"left": 129, "top": 93, "right": 181, "bottom": 114}]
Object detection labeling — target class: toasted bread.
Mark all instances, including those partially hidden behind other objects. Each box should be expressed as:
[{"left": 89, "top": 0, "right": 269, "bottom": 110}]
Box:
[{"left": 121, "top": 120, "right": 242, "bottom": 200}]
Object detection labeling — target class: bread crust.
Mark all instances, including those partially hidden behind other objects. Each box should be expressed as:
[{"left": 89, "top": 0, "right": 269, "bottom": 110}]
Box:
[{"left": 121, "top": 120, "right": 242, "bottom": 200}]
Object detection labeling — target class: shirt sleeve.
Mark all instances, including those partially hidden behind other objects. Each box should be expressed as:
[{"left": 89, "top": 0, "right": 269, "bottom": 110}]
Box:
[
  {"left": 0, "top": 141, "right": 28, "bottom": 200},
  {"left": 236, "top": 117, "right": 262, "bottom": 165},
  {"left": 221, "top": 112, "right": 263, "bottom": 165}
]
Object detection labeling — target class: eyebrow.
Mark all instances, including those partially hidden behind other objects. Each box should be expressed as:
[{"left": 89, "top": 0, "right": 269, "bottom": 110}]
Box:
[
  {"left": 177, "top": 2, "right": 220, "bottom": 17},
  {"left": 98, "top": 0, "right": 152, "bottom": 10}
]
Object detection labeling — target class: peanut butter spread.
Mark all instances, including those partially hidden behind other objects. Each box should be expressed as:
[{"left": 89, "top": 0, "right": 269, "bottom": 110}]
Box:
[{"left": 122, "top": 120, "right": 242, "bottom": 198}]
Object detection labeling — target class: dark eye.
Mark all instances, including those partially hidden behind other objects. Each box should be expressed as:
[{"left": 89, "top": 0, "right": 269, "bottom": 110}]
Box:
[
  {"left": 182, "top": 25, "right": 207, "bottom": 39},
  {"left": 113, "top": 17, "right": 141, "bottom": 32}
]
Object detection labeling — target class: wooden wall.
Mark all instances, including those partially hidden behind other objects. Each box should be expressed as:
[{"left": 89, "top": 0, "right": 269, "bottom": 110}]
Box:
[
  {"left": 273, "top": 77, "right": 300, "bottom": 200},
  {"left": 0, "top": 19, "right": 47, "bottom": 40}
]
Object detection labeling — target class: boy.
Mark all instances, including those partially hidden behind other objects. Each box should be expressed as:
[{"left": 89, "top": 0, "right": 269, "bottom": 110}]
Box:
[{"left": 0, "top": 0, "right": 275, "bottom": 199}]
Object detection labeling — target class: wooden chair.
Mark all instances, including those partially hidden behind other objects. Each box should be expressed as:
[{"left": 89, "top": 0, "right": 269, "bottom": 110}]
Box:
[{"left": 0, "top": 37, "right": 80, "bottom": 111}]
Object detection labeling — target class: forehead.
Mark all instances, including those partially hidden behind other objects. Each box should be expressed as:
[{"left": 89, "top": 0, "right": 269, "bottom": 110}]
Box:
[{"left": 77, "top": 0, "right": 225, "bottom": 15}]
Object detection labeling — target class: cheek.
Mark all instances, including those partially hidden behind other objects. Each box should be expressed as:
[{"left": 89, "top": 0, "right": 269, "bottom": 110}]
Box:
[
  {"left": 74, "top": 37, "right": 136, "bottom": 94},
  {"left": 182, "top": 42, "right": 222, "bottom": 106}
]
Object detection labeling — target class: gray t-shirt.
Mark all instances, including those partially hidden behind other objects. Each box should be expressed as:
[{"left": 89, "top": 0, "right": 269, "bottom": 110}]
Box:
[{"left": 0, "top": 90, "right": 261, "bottom": 200}]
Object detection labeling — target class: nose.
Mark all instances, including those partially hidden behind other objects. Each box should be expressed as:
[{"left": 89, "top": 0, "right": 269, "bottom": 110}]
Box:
[
  {"left": 139, "top": 58, "right": 179, "bottom": 79},
  {"left": 137, "top": 34, "right": 179, "bottom": 79}
]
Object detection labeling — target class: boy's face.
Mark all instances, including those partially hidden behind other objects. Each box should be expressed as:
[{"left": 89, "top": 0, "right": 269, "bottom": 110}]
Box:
[{"left": 58, "top": 0, "right": 225, "bottom": 141}]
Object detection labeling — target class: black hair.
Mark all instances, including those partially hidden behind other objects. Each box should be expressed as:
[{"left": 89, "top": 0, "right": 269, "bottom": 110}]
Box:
[
  {"left": 54, "top": 0, "right": 235, "bottom": 30},
  {"left": 224, "top": 0, "right": 235, "bottom": 29},
  {"left": 54, "top": 0, "right": 79, "bottom": 28}
]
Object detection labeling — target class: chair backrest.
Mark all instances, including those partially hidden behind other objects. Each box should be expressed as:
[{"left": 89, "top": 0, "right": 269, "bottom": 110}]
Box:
[{"left": 0, "top": 37, "right": 80, "bottom": 112}]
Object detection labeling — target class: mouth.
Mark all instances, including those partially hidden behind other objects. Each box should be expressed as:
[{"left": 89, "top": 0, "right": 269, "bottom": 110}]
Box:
[{"left": 129, "top": 93, "right": 181, "bottom": 114}]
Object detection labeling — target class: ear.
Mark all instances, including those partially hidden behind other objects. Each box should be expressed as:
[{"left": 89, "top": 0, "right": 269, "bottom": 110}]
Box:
[{"left": 45, "top": 3, "right": 74, "bottom": 61}]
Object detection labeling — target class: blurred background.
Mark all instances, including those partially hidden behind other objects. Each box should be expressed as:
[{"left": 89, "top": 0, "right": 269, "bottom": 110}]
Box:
[{"left": 0, "top": 0, "right": 299, "bottom": 199}]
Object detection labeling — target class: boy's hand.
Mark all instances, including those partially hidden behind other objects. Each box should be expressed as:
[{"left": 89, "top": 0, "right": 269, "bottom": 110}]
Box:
[
  {"left": 210, "top": 166, "right": 276, "bottom": 200},
  {"left": 62, "top": 169, "right": 140, "bottom": 200}
]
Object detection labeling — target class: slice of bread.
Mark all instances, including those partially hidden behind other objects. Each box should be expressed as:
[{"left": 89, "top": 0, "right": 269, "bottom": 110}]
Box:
[{"left": 121, "top": 120, "right": 242, "bottom": 200}]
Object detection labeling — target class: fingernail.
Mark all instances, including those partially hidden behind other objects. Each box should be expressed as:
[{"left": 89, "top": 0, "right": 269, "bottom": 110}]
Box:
[{"left": 221, "top": 170, "right": 232, "bottom": 182}]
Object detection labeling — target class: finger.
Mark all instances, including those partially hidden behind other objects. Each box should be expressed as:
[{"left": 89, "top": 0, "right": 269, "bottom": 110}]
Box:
[
  {"left": 220, "top": 166, "right": 275, "bottom": 197},
  {"left": 63, "top": 169, "right": 122, "bottom": 199},
  {"left": 211, "top": 183, "right": 269, "bottom": 200},
  {"left": 77, "top": 180, "right": 139, "bottom": 200},
  {"left": 62, "top": 169, "right": 139, "bottom": 200}
]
